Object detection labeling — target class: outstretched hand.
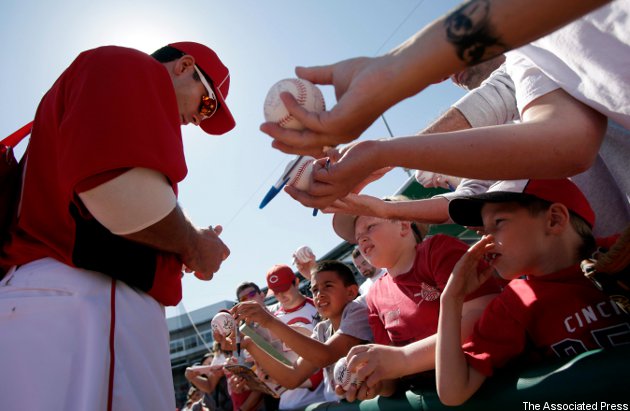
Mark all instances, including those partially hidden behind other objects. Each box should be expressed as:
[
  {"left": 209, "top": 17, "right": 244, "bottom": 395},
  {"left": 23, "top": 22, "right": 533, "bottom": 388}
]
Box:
[
  {"left": 231, "top": 300, "right": 275, "bottom": 328},
  {"left": 285, "top": 140, "right": 391, "bottom": 210},
  {"left": 261, "top": 56, "right": 403, "bottom": 155},
  {"left": 322, "top": 193, "right": 386, "bottom": 217}
]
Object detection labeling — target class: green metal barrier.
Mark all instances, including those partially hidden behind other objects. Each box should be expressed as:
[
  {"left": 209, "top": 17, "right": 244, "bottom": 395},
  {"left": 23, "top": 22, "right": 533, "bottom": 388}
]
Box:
[{"left": 302, "top": 346, "right": 630, "bottom": 411}]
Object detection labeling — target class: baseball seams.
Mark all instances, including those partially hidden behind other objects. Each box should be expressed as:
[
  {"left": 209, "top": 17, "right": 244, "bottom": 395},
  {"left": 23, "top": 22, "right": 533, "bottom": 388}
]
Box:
[
  {"left": 288, "top": 157, "right": 312, "bottom": 191},
  {"left": 294, "top": 246, "right": 314, "bottom": 264},
  {"left": 263, "top": 78, "right": 325, "bottom": 130},
  {"left": 277, "top": 79, "right": 307, "bottom": 128},
  {"left": 211, "top": 312, "right": 235, "bottom": 336},
  {"left": 333, "top": 357, "right": 361, "bottom": 391}
]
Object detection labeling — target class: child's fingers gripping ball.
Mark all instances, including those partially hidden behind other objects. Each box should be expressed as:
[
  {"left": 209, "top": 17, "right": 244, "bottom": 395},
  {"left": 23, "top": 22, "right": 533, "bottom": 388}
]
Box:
[
  {"left": 264, "top": 78, "right": 326, "bottom": 130},
  {"left": 211, "top": 312, "right": 235, "bottom": 336},
  {"left": 333, "top": 356, "right": 360, "bottom": 391}
]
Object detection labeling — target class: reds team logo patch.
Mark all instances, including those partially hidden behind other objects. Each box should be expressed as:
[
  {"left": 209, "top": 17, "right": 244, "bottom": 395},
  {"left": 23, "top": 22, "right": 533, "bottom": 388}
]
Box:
[
  {"left": 268, "top": 275, "right": 279, "bottom": 284},
  {"left": 415, "top": 282, "right": 440, "bottom": 302}
]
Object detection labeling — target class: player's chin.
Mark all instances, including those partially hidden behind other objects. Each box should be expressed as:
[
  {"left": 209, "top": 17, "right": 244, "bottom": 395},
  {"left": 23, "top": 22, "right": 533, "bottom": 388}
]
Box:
[{"left": 195, "top": 271, "right": 214, "bottom": 281}]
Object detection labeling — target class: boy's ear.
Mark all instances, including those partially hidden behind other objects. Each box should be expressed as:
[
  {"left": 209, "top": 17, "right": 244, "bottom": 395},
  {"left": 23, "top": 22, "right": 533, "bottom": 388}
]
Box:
[
  {"left": 346, "top": 284, "right": 359, "bottom": 300},
  {"left": 547, "top": 203, "right": 570, "bottom": 233},
  {"left": 399, "top": 221, "right": 412, "bottom": 238}
]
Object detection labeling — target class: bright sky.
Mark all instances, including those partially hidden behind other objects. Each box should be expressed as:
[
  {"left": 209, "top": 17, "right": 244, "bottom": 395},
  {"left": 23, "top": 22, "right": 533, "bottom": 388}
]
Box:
[{"left": 0, "top": 0, "right": 466, "bottom": 318}]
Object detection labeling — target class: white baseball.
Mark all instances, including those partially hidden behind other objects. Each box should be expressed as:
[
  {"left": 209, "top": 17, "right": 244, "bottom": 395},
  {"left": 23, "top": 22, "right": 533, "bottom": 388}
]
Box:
[
  {"left": 333, "top": 357, "right": 359, "bottom": 391},
  {"left": 284, "top": 156, "right": 316, "bottom": 191},
  {"left": 294, "top": 246, "right": 315, "bottom": 264},
  {"left": 263, "top": 78, "right": 325, "bottom": 130},
  {"left": 211, "top": 312, "right": 235, "bottom": 336}
]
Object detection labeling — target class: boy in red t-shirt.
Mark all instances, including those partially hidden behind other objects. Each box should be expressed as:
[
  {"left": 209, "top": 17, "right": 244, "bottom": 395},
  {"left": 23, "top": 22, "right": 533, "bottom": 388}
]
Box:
[
  {"left": 331, "top": 195, "right": 502, "bottom": 401},
  {"left": 437, "top": 179, "right": 630, "bottom": 406}
]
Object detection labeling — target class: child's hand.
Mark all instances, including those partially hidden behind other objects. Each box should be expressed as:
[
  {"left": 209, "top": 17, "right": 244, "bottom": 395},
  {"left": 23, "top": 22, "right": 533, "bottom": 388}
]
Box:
[
  {"left": 346, "top": 344, "right": 407, "bottom": 387},
  {"left": 332, "top": 344, "right": 403, "bottom": 402},
  {"left": 184, "top": 367, "right": 201, "bottom": 380},
  {"left": 228, "top": 374, "right": 249, "bottom": 394},
  {"left": 335, "top": 380, "right": 382, "bottom": 402},
  {"left": 444, "top": 235, "right": 496, "bottom": 300},
  {"left": 231, "top": 300, "right": 274, "bottom": 327}
]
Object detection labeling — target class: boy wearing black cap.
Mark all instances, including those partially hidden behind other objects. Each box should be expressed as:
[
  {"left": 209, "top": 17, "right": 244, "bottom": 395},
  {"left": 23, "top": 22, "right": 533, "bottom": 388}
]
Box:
[{"left": 436, "top": 179, "right": 630, "bottom": 406}]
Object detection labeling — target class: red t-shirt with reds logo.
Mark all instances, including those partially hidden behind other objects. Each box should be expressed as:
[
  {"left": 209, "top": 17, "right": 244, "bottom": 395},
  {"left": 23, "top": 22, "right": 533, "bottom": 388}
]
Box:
[
  {"left": 367, "top": 234, "right": 503, "bottom": 346},
  {"left": 0, "top": 46, "right": 187, "bottom": 305},
  {"left": 463, "top": 263, "right": 630, "bottom": 377}
]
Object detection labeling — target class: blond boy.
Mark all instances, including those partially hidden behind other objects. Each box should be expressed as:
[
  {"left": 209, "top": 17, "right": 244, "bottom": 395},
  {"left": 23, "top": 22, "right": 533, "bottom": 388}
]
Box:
[{"left": 437, "top": 179, "right": 630, "bottom": 405}]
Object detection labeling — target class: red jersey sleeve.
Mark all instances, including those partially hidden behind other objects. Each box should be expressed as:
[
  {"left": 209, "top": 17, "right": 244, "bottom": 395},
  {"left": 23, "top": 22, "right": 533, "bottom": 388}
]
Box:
[{"left": 56, "top": 46, "right": 186, "bottom": 195}]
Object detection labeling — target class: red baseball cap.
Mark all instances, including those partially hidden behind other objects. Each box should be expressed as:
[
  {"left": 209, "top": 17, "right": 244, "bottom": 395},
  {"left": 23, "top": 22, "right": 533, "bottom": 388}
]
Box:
[
  {"left": 449, "top": 179, "right": 595, "bottom": 228},
  {"left": 266, "top": 264, "right": 297, "bottom": 293},
  {"left": 169, "top": 42, "right": 236, "bottom": 135}
]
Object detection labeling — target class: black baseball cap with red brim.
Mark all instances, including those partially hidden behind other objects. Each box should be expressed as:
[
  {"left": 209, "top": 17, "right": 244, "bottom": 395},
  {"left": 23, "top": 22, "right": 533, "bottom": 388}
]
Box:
[
  {"left": 169, "top": 42, "right": 236, "bottom": 135},
  {"left": 448, "top": 179, "right": 595, "bottom": 228}
]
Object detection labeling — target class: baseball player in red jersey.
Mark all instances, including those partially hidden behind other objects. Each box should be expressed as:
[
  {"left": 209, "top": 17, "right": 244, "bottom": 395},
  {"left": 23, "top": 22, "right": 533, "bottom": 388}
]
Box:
[{"left": 0, "top": 42, "right": 234, "bottom": 410}]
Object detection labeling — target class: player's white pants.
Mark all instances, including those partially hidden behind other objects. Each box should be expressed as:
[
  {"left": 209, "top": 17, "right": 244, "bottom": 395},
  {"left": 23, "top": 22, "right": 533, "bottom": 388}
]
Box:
[{"left": 0, "top": 258, "right": 175, "bottom": 411}]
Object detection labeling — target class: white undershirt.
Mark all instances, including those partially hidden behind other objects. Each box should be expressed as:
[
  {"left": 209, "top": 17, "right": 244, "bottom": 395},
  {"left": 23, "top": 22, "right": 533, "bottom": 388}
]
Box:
[{"left": 78, "top": 167, "right": 176, "bottom": 235}]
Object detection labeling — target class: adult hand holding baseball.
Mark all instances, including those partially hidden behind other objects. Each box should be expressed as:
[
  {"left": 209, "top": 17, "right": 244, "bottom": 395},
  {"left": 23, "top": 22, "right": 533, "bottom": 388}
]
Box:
[
  {"left": 264, "top": 78, "right": 325, "bottom": 130},
  {"left": 261, "top": 56, "right": 407, "bottom": 156},
  {"left": 285, "top": 140, "right": 391, "bottom": 210}
]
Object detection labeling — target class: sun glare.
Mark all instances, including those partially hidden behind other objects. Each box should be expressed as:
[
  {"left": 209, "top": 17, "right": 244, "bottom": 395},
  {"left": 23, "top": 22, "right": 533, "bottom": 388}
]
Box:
[{"left": 97, "top": 17, "right": 180, "bottom": 54}]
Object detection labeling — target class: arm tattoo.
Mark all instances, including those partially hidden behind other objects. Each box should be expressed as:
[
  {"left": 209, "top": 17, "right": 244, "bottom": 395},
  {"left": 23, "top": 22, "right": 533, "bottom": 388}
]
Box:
[{"left": 444, "top": 0, "right": 507, "bottom": 65}]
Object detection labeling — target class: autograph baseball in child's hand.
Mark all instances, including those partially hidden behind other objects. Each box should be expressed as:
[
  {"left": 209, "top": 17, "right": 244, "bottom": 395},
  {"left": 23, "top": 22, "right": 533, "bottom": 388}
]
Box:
[{"left": 333, "top": 356, "right": 360, "bottom": 391}]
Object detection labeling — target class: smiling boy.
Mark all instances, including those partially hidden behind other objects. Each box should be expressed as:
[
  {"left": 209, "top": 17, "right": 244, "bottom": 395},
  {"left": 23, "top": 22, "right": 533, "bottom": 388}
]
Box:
[
  {"left": 232, "top": 260, "right": 373, "bottom": 402},
  {"left": 436, "top": 179, "right": 630, "bottom": 406}
]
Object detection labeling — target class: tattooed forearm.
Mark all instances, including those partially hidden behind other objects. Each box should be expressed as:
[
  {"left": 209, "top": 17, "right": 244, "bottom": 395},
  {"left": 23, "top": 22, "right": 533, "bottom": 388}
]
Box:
[{"left": 444, "top": 0, "right": 507, "bottom": 65}]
